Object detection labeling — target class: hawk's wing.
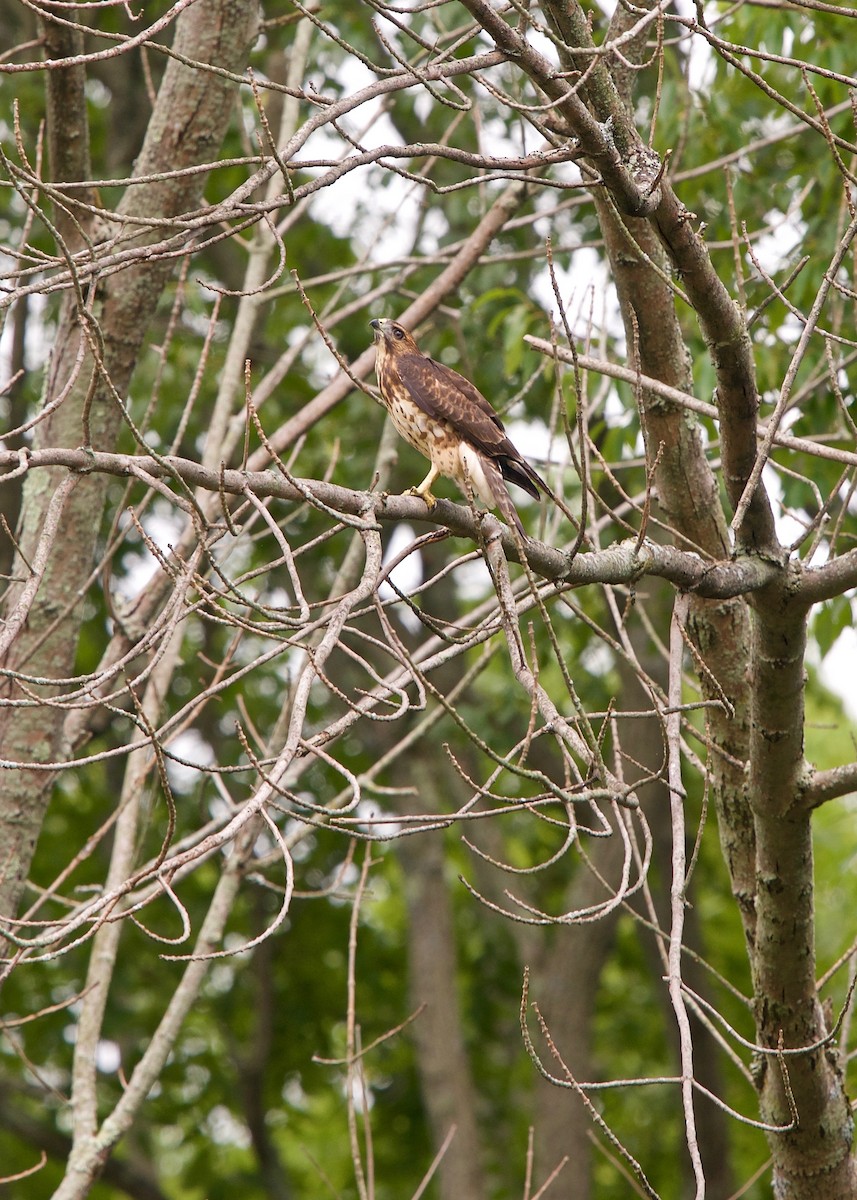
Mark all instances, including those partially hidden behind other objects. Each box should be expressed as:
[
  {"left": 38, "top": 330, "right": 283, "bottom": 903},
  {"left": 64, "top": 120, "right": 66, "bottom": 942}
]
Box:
[{"left": 391, "top": 350, "right": 543, "bottom": 499}]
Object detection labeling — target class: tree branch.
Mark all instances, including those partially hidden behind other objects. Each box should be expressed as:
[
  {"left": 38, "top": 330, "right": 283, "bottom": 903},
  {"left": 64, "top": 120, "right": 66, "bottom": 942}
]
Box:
[
  {"left": 463, "top": 0, "right": 778, "bottom": 553},
  {"left": 0, "top": 446, "right": 783, "bottom": 599},
  {"left": 524, "top": 339, "right": 857, "bottom": 472},
  {"left": 802, "top": 761, "right": 857, "bottom": 810}
]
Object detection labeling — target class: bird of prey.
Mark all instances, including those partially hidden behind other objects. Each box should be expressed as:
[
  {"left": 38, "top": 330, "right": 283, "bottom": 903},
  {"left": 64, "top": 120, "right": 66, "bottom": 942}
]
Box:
[{"left": 369, "top": 318, "right": 547, "bottom": 536}]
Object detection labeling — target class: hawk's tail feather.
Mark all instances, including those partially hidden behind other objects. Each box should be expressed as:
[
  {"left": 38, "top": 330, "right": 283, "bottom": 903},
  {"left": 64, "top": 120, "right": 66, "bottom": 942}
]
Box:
[
  {"left": 500, "top": 455, "right": 547, "bottom": 501},
  {"left": 499, "top": 454, "right": 583, "bottom": 540},
  {"left": 484, "top": 458, "right": 527, "bottom": 536}
]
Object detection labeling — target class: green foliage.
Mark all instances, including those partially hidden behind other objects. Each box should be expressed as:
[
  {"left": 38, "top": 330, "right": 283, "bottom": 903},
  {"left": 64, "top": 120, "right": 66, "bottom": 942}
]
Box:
[{"left": 813, "top": 596, "right": 854, "bottom": 659}]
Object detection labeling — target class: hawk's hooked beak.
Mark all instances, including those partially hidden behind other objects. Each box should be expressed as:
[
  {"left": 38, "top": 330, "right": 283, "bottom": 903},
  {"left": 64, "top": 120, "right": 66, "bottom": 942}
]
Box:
[{"left": 369, "top": 318, "right": 409, "bottom": 348}]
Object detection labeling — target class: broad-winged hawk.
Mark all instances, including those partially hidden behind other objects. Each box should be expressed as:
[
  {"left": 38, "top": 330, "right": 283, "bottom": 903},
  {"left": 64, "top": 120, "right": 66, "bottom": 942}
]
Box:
[{"left": 369, "top": 318, "right": 546, "bottom": 536}]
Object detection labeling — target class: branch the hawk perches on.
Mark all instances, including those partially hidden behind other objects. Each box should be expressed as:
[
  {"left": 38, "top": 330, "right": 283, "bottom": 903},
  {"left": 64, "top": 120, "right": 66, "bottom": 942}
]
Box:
[{"left": 369, "top": 318, "right": 547, "bottom": 536}]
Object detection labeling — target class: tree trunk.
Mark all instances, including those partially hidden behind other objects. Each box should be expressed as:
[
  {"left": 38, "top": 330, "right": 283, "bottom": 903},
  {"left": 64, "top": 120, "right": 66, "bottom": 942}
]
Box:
[
  {"left": 397, "top": 758, "right": 489, "bottom": 1200},
  {"left": 0, "top": 0, "right": 260, "bottom": 922}
]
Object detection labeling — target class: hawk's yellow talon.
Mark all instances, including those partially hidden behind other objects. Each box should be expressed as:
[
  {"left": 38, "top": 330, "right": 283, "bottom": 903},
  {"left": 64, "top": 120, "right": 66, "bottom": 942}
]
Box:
[{"left": 406, "top": 486, "right": 438, "bottom": 511}]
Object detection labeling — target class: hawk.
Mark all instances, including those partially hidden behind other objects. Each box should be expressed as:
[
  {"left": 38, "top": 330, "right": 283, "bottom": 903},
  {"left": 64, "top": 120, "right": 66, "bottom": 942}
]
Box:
[{"left": 369, "top": 318, "right": 547, "bottom": 536}]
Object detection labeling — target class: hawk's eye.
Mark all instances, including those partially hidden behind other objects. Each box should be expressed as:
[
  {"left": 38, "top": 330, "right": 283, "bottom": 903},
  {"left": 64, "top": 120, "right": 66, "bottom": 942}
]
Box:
[{"left": 392, "top": 326, "right": 404, "bottom": 340}]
